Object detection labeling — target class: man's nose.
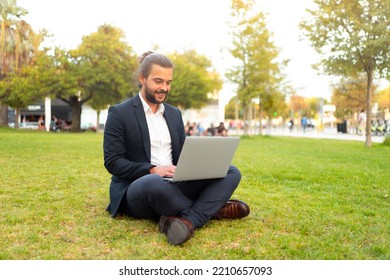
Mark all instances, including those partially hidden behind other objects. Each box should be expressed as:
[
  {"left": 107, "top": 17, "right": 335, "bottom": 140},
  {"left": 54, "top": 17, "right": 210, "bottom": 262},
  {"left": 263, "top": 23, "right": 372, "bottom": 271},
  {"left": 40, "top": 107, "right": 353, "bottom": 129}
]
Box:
[{"left": 160, "top": 83, "right": 169, "bottom": 91}]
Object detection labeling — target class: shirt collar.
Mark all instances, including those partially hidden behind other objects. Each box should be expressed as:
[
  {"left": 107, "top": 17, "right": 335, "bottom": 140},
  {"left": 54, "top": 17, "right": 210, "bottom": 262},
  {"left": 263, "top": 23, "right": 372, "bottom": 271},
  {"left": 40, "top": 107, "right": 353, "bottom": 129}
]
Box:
[{"left": 139, "top": 92, "right": 165, "bottom": 115}]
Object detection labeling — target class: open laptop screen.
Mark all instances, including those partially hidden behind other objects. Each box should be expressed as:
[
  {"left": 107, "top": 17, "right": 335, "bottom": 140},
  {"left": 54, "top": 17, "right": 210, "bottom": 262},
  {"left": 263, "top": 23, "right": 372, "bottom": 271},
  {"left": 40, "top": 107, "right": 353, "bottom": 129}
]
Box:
[{"left": 168, "top": 136, "right": 240, "bottom": 182}]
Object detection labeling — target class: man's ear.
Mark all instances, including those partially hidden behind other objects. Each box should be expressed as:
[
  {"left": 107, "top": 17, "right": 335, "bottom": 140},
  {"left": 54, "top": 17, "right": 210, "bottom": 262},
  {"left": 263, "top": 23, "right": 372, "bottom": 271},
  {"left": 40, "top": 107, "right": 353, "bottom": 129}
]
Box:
[{"left": 139, "top": 75, "right": 145, "bottom": 86}]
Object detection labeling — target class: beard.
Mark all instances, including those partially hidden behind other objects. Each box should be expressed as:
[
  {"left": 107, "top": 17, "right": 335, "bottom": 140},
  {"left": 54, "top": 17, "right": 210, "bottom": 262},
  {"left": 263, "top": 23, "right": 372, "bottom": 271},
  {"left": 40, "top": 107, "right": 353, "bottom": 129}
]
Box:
[{"left": 144, "top": 83, "right": 168, "bottom": 104}]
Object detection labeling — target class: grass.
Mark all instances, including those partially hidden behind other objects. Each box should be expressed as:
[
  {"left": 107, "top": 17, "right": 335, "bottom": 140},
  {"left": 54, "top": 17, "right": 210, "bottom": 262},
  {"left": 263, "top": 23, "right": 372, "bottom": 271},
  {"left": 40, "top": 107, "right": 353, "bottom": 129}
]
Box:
[
  {"left": 384, "top": 135, "right": 390, "bottom": 146},
  {"left": 0, "top": 128, "right": 389, "bottom": 260}
]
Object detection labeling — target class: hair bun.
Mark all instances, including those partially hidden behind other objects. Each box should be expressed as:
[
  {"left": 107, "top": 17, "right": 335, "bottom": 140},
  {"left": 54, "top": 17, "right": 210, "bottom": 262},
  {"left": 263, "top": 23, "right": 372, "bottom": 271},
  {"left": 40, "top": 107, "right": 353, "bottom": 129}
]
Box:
[{"left": 138, "top": 51, "right": 154, "bottom": 64}]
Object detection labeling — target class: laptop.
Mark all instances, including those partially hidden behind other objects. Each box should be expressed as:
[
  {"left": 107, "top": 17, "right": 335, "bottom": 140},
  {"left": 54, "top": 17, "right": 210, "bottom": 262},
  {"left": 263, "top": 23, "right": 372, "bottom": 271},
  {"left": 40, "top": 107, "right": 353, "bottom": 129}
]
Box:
[{"left": 166, "top": 136, "right": 240, "bottom": 182}]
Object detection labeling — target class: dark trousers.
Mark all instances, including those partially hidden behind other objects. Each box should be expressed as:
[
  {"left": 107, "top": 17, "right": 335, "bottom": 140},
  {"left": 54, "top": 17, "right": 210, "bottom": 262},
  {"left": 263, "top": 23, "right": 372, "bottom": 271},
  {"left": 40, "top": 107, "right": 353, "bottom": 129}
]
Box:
[{"left": 123, "top": 165, "right": 241, "bottom": 228}]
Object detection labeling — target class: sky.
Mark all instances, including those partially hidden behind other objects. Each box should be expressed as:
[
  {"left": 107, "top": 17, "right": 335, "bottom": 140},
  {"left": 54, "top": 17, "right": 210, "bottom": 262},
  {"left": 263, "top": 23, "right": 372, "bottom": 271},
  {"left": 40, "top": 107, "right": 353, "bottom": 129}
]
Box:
[{"left": 17, "top": 0, "right": 334, "bottom": 104}]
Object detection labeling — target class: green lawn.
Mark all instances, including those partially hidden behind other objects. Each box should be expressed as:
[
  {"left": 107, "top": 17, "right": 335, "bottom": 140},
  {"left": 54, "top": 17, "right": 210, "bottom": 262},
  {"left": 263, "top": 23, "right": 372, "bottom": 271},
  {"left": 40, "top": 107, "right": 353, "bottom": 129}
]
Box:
[{"left": 0, "top": 128, "right": 389, "bottom": 260}]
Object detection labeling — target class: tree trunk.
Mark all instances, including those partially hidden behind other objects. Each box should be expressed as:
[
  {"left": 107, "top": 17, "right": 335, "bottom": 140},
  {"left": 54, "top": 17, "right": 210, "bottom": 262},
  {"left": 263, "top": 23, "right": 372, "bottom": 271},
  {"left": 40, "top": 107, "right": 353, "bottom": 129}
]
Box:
[
  {"left": 96, "top": 109, "right": 100, "bottom": 132},
  {"left": 234, "top": 96, "right": 239, "bottom": 121},
  {"left": 14, "top": 108, "right": 20, "bottom": 129},
  {"left": 70, "top": 102, "right": 82, "bottom": 132},
  {"left": 248, "top": 102, "right": 253, "bottom": 134},
  {"left": 243, "top": 105, "right": 249, "bottom": 135},
  {"left": 0, "top": 103, "right": 8, "bottom": 126},
  {"left": 258, "top": 102, "right": 263, "bottom": 135},
  {"left": 365, "top": 67, "right": 373, "bottom": 148}
]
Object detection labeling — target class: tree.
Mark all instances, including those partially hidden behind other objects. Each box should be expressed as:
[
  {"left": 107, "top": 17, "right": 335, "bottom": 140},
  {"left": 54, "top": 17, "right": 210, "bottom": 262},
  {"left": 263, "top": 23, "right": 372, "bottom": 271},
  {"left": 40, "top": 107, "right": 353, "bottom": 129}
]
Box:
[
  {"left": 0, "top": 0, "right": 46, "bottom": 128},
  {"left": 260, "top": 86, "right": 288, "bottom": 124},
  {"left": 168, "top": 50, "right": 223, "bottom": 109},
  {"left": 226, "top": 0, "right": 285, "bottom": 135},
  {"left": 72, "top": 24, "right": 138, "bottom": 131},
  {"left": 374, "top": 85, "right": 390, "bottom": 112},
  {"left": 300, "top": 0, "right": 390, "bottom": 147},
  {"left": 0, "top": 62, "right": 42, "bottom": 127},
  {"left": 225, "top": 96, "right": 242, "bottom": 120},
  {"left": 51, "top": 25, "right": 137, "bottom": 132},
  {"left": 331, "top": 76, "right": 371, "bottom": 120},
  {"left": 305, "top": 97, "right": 322, "bottom": 119},
  {"left": 289, "top": 95, "right": 307, "bottom": 120},
  {"left": 0, "top": 0, "right": 28, "bottom": 126}
]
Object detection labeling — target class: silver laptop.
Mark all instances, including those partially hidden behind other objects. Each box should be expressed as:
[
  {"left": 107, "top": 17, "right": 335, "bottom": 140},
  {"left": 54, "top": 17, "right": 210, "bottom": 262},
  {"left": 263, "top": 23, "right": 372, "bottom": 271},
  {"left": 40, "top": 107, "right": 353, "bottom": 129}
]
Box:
[{"left": 167, "top": 136, "right": 240, "bottom": 182}]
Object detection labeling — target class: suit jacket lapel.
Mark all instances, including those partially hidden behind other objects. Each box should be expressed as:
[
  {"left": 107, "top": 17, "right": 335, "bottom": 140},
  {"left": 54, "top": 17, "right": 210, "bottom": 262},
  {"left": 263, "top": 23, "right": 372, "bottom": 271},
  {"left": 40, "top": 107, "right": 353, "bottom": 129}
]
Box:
[
  {"left": 164, "top": 108, "right": 180, "bottom": 165},
  {"left": 132, "top": 95, "right": 152, "bottom": 161}
]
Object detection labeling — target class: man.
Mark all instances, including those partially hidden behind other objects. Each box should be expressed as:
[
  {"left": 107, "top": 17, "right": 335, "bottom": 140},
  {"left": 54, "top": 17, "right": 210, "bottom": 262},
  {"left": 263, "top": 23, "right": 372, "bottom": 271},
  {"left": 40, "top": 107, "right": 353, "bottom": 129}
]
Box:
[
  {"left": 301, "top": 116, "right": 307, "bottom": 133},
  {"left": 103, "top": 52, "right": 250, "bottom": 245}
]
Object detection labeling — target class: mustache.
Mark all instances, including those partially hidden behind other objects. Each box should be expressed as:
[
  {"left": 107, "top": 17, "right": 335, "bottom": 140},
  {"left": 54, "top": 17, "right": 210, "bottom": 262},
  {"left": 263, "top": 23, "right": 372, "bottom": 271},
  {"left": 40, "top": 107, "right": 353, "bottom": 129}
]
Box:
[{"left": 156, "top": 89, "right": 168, "bottom": 94}]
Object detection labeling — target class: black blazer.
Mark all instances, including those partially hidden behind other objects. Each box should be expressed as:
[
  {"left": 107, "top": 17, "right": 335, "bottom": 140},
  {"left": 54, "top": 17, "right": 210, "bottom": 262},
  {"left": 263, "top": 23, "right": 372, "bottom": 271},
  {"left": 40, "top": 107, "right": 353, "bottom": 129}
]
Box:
[{"left": 103, "top": 94, "right": 186, "bottom": 217}]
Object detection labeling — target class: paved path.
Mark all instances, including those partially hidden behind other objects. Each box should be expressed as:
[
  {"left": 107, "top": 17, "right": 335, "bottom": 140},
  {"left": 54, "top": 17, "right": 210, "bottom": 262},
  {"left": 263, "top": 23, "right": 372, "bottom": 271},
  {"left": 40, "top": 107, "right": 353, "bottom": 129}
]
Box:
[{"left": 231, "top": 128, "right": 386, "bottom": 143}]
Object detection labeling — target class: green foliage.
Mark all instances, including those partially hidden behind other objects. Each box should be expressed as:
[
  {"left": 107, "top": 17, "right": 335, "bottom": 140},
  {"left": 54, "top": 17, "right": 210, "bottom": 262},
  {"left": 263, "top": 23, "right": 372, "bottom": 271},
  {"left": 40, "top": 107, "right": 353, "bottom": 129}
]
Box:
[
  {"left": 0, "top": 51, "right": 51, "bottom": 108},
  {"left": 38, "top": 25, "right": 138, "bottom": 132},
  {"left": 0, "top": 71, "right": 36, "bottom": 109},
  {"left": 304, "top": 97, "right": 322, "bottom": 119},
  {"left": 0, "top": 0, "right": 46, "bottom": 126},
  {"left": 225, "top": 96, "right": 242, "bottom": 120},
  {"left": 227, "top": 0, "right": 285, "bottom": 133},
  {"left": 300, "top": 0, "right": 390, "bottom": 78},
  {"left": 331, "top": 76, "right": 368, "bottom": 119},
  {"left": 168, "top": 50, "right": 222, "bottom": 109},
  {"left": 0, "top": 0, "right": 29, "bottom": 75},
  {"left": 260, "top": 88, "right": 287, "bottom": 118},
  {"left": 374, "top": 86, "right": 390, "bottom": 110},
  {"left": 300, "top": 0, "right": 390, "bottom": 147},
  {"left": 73, "top": 24, "right": 138, "bottom": 111},
  {"left": 0, "top": 129, "right": 389, "bottom": 259}
]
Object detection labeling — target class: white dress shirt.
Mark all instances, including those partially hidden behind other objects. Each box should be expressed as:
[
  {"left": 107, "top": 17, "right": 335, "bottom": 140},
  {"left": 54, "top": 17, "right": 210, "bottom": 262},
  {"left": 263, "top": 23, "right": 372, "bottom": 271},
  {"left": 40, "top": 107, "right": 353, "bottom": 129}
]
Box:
[{"left": 139, "top": 93, "right": 173, "bottom": 166}]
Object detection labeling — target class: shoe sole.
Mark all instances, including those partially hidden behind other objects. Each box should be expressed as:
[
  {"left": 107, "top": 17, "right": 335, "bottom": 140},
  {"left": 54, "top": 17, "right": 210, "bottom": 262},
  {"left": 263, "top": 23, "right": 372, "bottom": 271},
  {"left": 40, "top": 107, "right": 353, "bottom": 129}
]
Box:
[
  {"left": 213, "top": 199, "right": 250, "bottom": 220},
  {"left": 158, "top": 216, "right": 168, "bottom": 233},
  {"left": 167, "top": 219, "right": 191, "bottom": 245}
]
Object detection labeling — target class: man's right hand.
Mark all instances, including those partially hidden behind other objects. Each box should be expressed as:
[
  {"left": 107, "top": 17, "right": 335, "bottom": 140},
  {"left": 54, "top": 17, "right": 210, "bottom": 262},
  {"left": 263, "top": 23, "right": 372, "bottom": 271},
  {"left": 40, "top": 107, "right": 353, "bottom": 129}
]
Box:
[{"left": 150, "top": 165, "right": 176, "bottom": 178}]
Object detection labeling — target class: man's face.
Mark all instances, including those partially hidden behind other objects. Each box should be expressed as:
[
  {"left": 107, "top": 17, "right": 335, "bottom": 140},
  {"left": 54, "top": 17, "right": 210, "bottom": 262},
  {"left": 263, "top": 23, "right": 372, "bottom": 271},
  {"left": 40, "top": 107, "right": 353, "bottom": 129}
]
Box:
[{"left": 140, "top": 65, "right": 173, "bottom": 105}]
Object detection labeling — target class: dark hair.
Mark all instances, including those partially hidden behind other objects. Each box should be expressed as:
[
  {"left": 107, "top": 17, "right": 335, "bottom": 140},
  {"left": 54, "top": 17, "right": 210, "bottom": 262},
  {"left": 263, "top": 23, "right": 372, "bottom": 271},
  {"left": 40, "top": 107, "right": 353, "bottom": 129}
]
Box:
[{"left": 137, "top": 51, "right": 173, "bottom": 88}]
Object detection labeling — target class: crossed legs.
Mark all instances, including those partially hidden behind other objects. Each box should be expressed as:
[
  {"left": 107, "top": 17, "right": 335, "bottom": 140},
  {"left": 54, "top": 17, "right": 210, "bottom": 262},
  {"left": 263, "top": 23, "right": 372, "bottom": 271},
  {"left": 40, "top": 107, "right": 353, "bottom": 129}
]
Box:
[{"left": 123, "top": 165, "right": 242, "bottom": 228}]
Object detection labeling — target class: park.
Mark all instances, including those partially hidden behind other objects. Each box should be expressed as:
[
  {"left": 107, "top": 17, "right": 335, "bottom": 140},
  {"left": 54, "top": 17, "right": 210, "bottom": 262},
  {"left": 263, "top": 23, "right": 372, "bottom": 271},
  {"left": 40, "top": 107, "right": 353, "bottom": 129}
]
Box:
[
  {"left": 0, "top": 1, "right": 389, "bottom": 273},
  {"left": 0, "top": 128, "right": 388, "bottom": 259}
]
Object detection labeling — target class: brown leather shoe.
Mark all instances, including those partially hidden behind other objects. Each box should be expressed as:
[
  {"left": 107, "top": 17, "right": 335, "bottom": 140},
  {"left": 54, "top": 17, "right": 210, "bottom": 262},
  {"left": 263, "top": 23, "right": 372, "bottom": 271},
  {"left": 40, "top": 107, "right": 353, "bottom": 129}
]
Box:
[
  {"left": 158, "top": 215, "right": 171, "bottom": 234},
  {"left": 212, "top": 199, "right": 250, "bottom": 220},
  {"left": 159, "top": 216, "right": 194, "bottom": 245}
]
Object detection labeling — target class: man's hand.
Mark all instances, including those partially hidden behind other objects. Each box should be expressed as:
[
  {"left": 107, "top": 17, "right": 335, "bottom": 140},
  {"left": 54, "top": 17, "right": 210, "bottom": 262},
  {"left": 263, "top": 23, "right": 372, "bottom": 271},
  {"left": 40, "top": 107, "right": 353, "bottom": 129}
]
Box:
[{"left": 150, "top": 165, "right": 176, "bottom": 178}]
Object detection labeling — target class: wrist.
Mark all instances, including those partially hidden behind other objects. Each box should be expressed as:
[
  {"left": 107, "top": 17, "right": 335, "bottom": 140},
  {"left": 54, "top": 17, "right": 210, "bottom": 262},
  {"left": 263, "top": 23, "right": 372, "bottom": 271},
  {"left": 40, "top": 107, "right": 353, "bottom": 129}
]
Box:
[{"left": 149, "top": 165, "right": 157, "bottom": 174}]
